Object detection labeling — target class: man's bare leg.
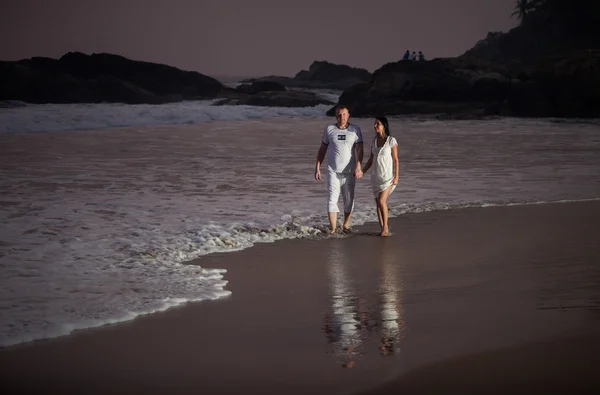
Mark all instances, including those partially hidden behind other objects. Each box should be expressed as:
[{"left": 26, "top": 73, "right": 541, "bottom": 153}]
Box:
[
  {"left": 328, "top": 212, "right": 337, "bottom": 233},
  {"left": 342, "top": 211, "right": 352, "bottom": 231}
]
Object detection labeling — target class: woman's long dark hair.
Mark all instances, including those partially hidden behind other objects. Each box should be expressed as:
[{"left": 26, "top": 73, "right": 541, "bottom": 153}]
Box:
[{"left": 376, "top": 116, "right": 391, "bottom": 136}]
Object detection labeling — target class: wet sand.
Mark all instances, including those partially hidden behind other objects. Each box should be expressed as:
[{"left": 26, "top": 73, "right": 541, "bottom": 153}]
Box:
[
  {"left": 1, "top": 200, "right": 600, "bottom": 395},
  {"left": 361, "top": 334, "right": 600, "bottom": 395}
]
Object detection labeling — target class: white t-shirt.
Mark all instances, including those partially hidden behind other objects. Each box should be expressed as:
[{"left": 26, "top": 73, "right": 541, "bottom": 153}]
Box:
[{"left": 322, "top": 123, "right": 363, "bottom": 173}]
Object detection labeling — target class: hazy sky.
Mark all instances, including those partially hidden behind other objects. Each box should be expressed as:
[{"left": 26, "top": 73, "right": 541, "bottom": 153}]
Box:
[{"left": 0, "top": 0, "right": 517, "bottom": 78}]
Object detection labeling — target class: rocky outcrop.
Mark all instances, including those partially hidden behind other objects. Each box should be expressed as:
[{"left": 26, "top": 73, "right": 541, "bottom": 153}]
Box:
[
  {"left": 329, "top": 49, "right": 600, "bottom": 118},
  {"left": 327, "top": 1, "right": 600, "bottom": 118},
  {"left": 0, "top": 52, "right": 224, "bottom": 104},
  {"left": 0, "top": 53, "right": 343, "bottom": 107},
  {"left": 243, "top": 61, "right": 371, "bottom": 90},
  {"left": 516, "top": 50, "right": 600, "bottom": 118},
  {"left": 328, "top": 58, "right": 514, "bottom": 117},
  {"left": 293, "top": 61, "right": 371, "bottom": 88},
  {"left": 329, "top": 50, "right": 600, "bottom": 118}
]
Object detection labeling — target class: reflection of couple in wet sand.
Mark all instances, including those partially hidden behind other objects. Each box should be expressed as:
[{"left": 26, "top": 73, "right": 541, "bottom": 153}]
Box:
[
  {"left": 323, "top": 239, "right": 405, "bottom": 366},
  {"left": 314, "top": 105, "right": 399, "bottom": 236}
]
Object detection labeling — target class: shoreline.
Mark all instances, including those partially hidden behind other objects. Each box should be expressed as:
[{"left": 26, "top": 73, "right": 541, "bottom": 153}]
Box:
[
  {"left": 2, "top": 200, "right": 600, "bottom": 394},
  {"left": 3, "top": 197, "right": 597, "bottom": 349}
]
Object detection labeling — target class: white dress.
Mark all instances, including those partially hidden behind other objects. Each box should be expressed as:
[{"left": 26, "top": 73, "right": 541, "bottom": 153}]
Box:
[{"left": 370, "top": 135, "right": 398, "bottom": 197}]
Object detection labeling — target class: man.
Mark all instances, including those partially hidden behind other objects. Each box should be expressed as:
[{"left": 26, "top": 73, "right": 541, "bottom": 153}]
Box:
[{"left": 314, "top": 105, "right": 363, "bottom": 233}]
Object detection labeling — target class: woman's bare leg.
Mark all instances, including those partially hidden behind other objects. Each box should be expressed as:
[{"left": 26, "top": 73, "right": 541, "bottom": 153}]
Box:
[
  {"left": 376, "top": 199, "right": 383, "bottom": 228},
  {"left": 377, "top": 185, "right": 394, "bottom": 236}
]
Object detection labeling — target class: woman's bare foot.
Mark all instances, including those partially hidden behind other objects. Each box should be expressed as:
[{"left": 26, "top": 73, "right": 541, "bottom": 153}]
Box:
[{"left": 380, "top": 228, "right": 389, "bottom": 237}]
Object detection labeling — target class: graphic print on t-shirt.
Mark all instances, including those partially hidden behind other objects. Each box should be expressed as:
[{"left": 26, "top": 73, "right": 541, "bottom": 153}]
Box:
[{"left": 322, "top": 124, "right": 363, "bottom": 173}]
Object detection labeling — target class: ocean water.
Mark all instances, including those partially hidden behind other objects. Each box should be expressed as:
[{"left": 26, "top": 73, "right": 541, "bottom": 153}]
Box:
[
  {"left": 1, "top": 100, "right": 600, "bottom": 347},
  {"left": 0, "top": 99, "right": 333, "bottom": 134}
]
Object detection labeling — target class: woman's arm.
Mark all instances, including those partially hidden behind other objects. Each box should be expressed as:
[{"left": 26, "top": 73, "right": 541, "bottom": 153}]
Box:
[
  {"left": 362, "top": 152, "right": 374, "bottom": 174},
  {"left": 354, "top": 142, "right": 364, "bottom": 179},
  {"left": 391, "top": 144, "right": 399, "bottom": 184}
]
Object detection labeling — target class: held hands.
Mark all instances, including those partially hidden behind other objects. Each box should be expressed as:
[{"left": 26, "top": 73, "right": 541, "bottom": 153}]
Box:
[
  {"left": 354, "top": 166, "right": 363, "bottom": 179},
  {"left": 316, "top": 166, "right": 365, "bottom": 180},
  {"left": 392, "top": 177, "right": 399, "bottom": 185}
]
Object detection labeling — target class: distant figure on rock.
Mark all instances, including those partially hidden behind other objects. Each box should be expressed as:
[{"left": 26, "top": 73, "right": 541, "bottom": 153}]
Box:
[
  {"left": 402, "top": 50, "right": 410, "bottom": 60},
  {"left": 418, "top": 51, "right": 425, "bottom": 62},
  {"left": 409, "top": 51, "right": 417, "bottom": 61}
]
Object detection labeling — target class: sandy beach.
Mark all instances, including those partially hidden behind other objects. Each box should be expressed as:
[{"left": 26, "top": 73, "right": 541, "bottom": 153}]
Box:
[{"left": 1, "top": 200, "right": 599, "bottom": 395}]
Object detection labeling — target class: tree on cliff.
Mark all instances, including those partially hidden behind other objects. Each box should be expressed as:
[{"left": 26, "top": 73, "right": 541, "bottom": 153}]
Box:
[{"left": 511, "top": 0, "right": 534, "bottom": 23}]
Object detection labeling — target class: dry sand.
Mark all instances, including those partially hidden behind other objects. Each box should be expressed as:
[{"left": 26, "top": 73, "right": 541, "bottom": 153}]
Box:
[{"left": 1, "top": 201, "right": 599, "bottom": 395}]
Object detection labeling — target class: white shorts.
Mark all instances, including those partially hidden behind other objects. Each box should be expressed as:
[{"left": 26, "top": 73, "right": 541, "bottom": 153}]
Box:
[{"left": 327, "top": 170, "right": 356, "bottom": 213}]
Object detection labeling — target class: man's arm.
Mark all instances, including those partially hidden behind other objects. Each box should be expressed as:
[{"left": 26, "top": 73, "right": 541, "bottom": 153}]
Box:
[
  {"left": 315, "top": 142, "right": 328, "bottom": 181},
  {"left": 354, "top": 142, "right": 364, "bottom": 179}
]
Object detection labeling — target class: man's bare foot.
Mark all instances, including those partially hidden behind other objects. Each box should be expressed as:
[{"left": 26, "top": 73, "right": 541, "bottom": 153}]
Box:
[
  {"left": 342, "top": 227, "right": 354, "bottom": 234},
  {"left": 380, "top": 228, "right": 389, "bottom": 237}
]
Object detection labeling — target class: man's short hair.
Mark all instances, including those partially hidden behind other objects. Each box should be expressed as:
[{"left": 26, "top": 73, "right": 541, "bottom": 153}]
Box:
[{"left": 335, "top": 104, "right": 349, "bottom": 113}]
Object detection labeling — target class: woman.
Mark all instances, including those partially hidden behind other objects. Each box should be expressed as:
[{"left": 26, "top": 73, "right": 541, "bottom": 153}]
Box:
[{"left": 361, "top": 116, "right": 399, "bottom": 236}]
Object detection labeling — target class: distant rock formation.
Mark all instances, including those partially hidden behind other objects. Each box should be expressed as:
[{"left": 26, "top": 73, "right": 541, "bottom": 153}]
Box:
[
  {"left": 243, "top": 61, "right": 371, "bottom": 90},
  {"left": 0, "top": 52, "right": 224, "bottom": 104},
  {"left": 294, "top": 61, "right": 371, "bottom": 87},
  {"left": 0, "top": 53, "right": 337, "bottom": 107}
]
